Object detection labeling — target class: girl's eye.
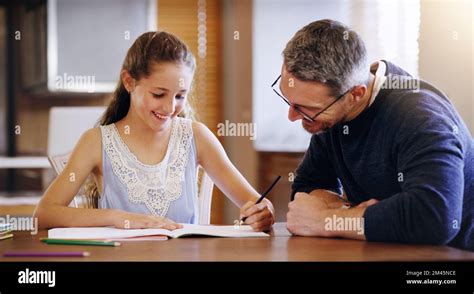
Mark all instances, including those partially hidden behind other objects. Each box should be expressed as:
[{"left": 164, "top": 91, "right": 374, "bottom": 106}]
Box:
[
  {"left": 151, "top": 93, "right": 185, "bottom": 99},
  {"left": 151, "top": 93, "right": 165, "bottom": 99}
]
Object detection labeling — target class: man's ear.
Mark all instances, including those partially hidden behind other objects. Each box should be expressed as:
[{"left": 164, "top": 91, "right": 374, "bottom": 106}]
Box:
[
  {"left": 349, "top": 84, "right": 367, "bottom": 103},
  {"left": 121, "top": 70, "right": 136, "bottom": 93}
]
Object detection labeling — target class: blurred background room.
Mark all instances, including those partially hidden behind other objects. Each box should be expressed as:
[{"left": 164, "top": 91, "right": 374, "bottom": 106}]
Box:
[{"left": 0, "top": 0, "right": 472, "bottom": 224}]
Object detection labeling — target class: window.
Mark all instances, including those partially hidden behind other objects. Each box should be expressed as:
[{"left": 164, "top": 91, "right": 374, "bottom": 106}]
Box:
[{"left": 252, "top": 0, "right": 420, "bottom": 151}]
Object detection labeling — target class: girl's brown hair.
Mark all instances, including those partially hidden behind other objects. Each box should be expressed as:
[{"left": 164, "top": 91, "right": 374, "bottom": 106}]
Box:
[{"left": 83, "top": 31, "right": 196, "bottom": 208}]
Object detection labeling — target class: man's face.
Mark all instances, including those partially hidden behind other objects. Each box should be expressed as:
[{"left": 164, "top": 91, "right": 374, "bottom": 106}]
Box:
[{"left": 279, "top": 66, "right": 349, "bottom": 134}]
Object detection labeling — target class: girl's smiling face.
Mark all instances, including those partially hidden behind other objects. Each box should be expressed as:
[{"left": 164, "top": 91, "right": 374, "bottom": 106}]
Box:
[{"left": 123, "top": 62, "right": 194, "bottom": 132}]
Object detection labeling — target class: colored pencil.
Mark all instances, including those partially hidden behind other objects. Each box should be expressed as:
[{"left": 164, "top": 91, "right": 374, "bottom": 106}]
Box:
[
  {"left": 0, "top": 233, "right": 13, "bottom": 241},
  {"left": 3, "top": 251, "right": 90, "bottom": 257},
  {"left": 40, "top": 238, "right": 121, "bottom": 247}
]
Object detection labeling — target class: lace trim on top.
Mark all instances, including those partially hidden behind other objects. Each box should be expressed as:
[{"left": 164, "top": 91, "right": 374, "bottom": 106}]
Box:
[{"left": 101, "top": 117, "right": 193, "bottom": 216}]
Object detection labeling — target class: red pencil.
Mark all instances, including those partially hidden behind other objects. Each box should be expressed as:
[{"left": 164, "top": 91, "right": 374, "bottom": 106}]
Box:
[{"left": 3, "top": 251, "right": 90, "bottom": 257}]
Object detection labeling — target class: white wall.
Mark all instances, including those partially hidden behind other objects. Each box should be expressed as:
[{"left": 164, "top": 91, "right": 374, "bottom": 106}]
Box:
[{"left": 419, "top": 0, "right": 473, "bottom": 134}]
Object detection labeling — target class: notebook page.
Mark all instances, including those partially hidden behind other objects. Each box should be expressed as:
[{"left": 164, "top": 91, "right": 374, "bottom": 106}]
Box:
[
  {"left": 171, "top": 224, "right": 269, "bottom": 238},
  {"left": 48, "top": 227, "right": 172, "bottom": 239}
]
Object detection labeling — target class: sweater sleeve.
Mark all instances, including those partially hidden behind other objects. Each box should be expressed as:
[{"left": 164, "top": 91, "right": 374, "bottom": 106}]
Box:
[
  {"left": 364, "top": 92, "right": 464, "bottom": 245},
  {"left": 291, "top": 135, "right": 342, "bottom": 200}
]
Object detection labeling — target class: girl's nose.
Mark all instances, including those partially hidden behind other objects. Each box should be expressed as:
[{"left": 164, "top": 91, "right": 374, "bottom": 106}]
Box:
[{"left": 162, "top": 96, "right": 176, "bottom": 114}]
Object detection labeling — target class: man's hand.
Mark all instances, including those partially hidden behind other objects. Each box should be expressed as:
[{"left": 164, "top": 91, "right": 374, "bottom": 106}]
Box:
[
  {"left": 286, "top": 190, "right": 379, "bottom": 240},
  {"left": 286, "top": 191, "right": 333, "bottom": 236}
]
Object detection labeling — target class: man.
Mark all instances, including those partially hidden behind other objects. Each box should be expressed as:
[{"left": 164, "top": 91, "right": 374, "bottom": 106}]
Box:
[{"left": 277, "top": 19, "right": 473, "bottom": 250}]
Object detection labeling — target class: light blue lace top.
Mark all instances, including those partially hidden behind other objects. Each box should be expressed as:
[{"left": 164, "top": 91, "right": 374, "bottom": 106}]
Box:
[{"left": 98, "top": 117, "right": 199, "bottom": 224}]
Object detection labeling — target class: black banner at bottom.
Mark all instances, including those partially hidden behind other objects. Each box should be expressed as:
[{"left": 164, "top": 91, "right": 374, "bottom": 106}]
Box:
[{"left": 0, "top": 261, "right": 472, "bottom": 292}]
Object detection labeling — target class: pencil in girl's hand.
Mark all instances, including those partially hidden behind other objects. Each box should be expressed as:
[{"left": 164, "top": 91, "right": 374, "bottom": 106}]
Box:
[
  {"left": 241, "top": 175, "right": 281, "bottom": 223},
  {"left": 3, "top": 251, "right": 90, "bottom": 257}
]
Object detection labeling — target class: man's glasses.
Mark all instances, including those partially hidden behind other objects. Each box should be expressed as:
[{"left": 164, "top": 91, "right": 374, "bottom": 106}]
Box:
[{"left": 271, "top": 75, "right": 351, "bottom": 122}]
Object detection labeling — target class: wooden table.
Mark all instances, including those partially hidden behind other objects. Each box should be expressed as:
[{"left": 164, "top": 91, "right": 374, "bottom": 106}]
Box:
[{"left": 1, "top": 223, "right": 473, "bottom": 261}]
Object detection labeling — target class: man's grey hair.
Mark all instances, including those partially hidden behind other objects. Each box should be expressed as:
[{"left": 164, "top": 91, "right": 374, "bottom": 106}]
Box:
[{"left": 283, "top": 19, "right": 369, "bottom": 97}]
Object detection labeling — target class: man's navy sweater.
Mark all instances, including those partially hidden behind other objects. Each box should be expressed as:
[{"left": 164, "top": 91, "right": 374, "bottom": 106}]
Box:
[{"left": 292, "top": 61, "right": 473, "bottom": 251}]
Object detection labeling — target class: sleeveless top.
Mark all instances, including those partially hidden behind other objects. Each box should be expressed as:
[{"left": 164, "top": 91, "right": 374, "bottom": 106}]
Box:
[{"left": 98, "top": 117, "right": 199, "bottom": 224}]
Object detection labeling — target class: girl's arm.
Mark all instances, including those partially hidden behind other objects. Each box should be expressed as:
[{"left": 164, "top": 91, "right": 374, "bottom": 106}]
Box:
[
  {"left": 193, "top": 122, "right": 275, "bottom": 231},
  {"left": 34, "top": 128, "right": 180, "bottom": 230}
]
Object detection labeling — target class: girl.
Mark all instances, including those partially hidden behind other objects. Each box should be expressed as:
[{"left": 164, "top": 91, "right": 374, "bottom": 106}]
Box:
[{"left": 34, "top": 32, "right": 274, "bottom": 232}]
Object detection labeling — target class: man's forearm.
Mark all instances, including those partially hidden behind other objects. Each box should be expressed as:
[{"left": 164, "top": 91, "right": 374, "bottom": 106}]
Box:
[
  {"left": 309, "top": 189, "right": 349, "bottom": 208},
  {"left": 287, "top": 190, "right": 371, "bottom": 239}
]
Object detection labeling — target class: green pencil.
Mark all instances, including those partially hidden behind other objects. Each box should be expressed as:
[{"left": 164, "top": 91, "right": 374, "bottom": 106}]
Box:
[
  {"left": 0, "top": 233, "right": 13, "bottom": 241},
  {"left": 40, "top": 238, "right": 121, "bottom": 247}
]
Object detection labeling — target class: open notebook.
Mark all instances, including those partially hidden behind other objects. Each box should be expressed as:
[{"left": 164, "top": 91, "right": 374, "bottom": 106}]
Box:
[{"left": 48, "top": 224, "right": 269, "bottom": 240}]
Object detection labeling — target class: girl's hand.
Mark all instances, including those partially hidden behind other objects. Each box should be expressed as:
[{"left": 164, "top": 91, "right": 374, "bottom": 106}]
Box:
[
  {"left": 113, "top": 210, "right": 182, "bottom": 230},
  {"left": 239, "top": 198, "right": 275, "bottom": 232}
]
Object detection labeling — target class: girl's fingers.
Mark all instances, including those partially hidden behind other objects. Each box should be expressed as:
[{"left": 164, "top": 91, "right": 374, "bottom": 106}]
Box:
[
  {"left": 251, "top": 218, "right": 273, "bottom": 232},
  {"left": 239, "top": 201, "right": 255, "bottom": 218},
  {"left": 142, "top": 216, "right": 180, "bottom": 230},
  {"left": 160, "top": 218, "right": 182, "bottom": 230},
  {"left": 244, "top": 207, "right": 272, "bottom": 225},
  {"left": 160, "top": 222, "right": 178, "bottom": 230},
  {"left": 168, "top": 219, "right": 183, "bottom": 229},
  {"left": 242, "top": 201, "right": 254, "bottom": 210},
  {"left": 241, "top": 202, "right": 267, "bottom": 219}
]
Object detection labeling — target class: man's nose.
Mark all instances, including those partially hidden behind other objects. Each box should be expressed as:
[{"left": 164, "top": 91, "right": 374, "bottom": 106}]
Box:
[{"left": 288, "top": 107, "right": 303, "bottom": 122}]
